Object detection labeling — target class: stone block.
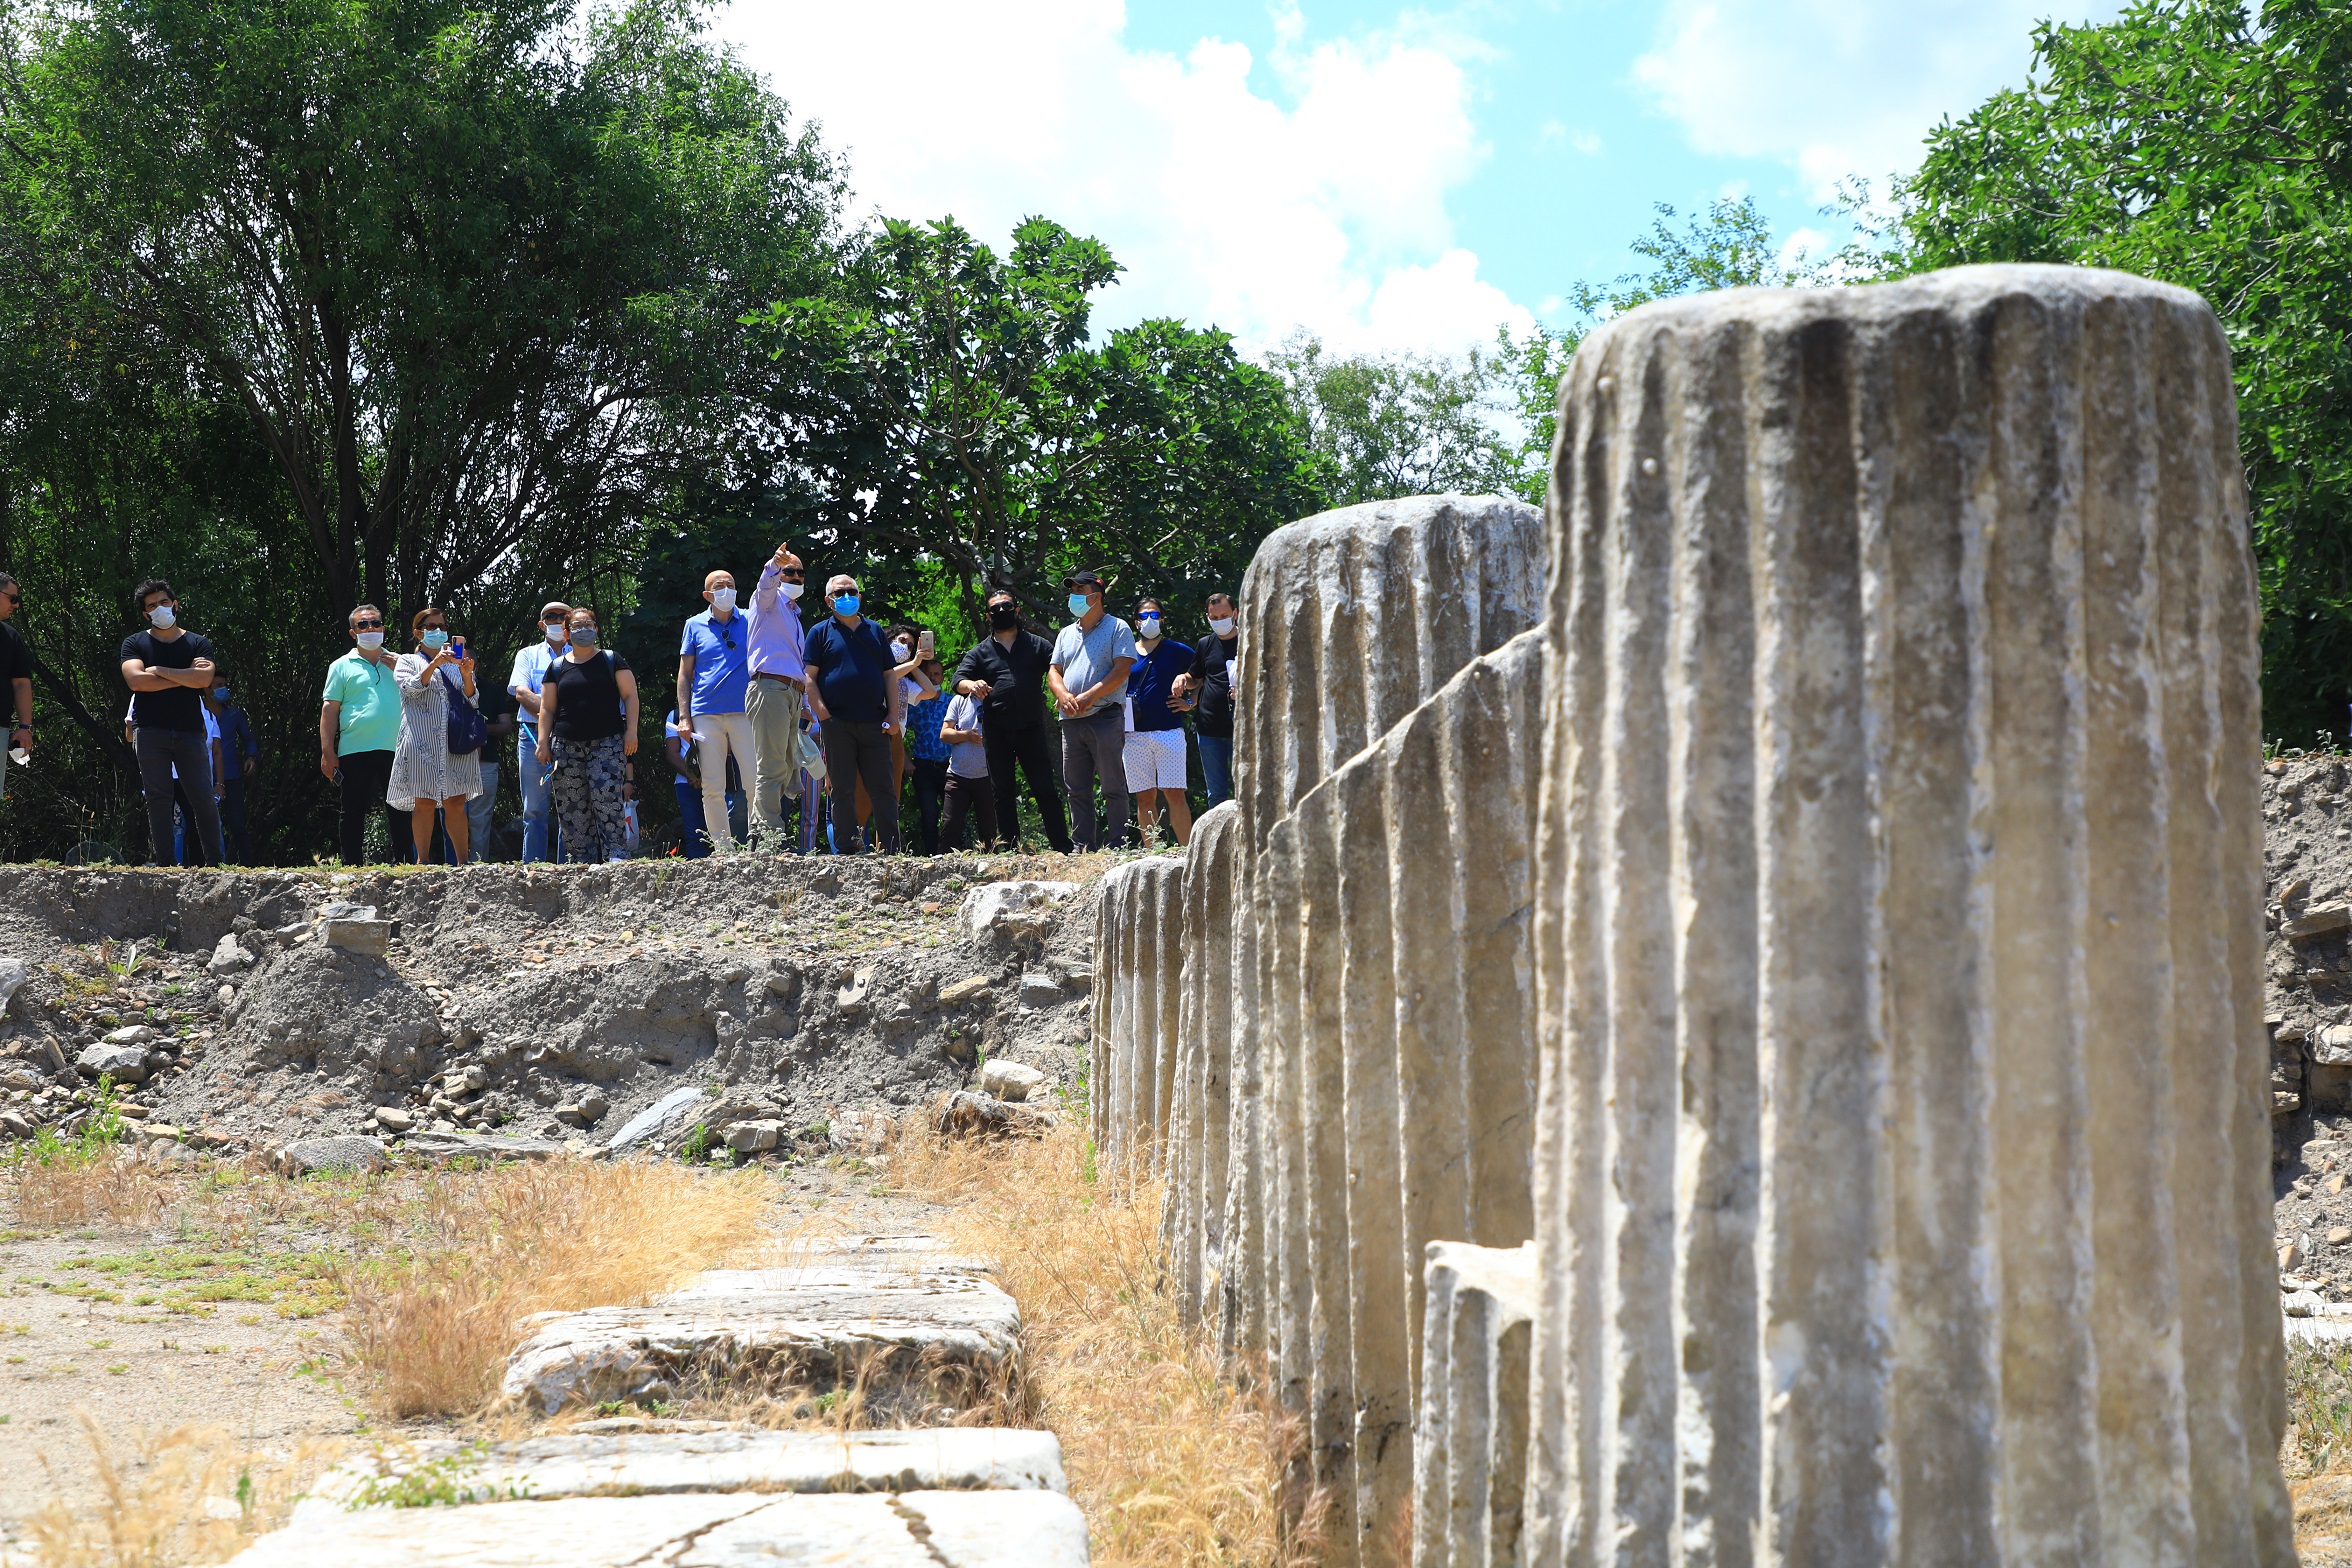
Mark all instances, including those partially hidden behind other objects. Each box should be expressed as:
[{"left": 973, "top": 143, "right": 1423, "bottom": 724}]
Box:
[
  {"left": 208, "top": 934, "right": 252, "bottom": 974},
  {"left": 75, "top": 1042, "right": 147, "bottom": 1083},
  {"left": 298, "top": 1428, "right": 1069, "bottom": 1519},
  {"left": 960, "top": 880, "right": 1079, "bottom": 941},
  {"left": 2287, "top": 904, "right": 2352, "bottom": 940},
  {"left": 977, "top": 1059, "right": 1045, "bottom": 1102},
  {"left": 604, "top": 1087, "right": 709, "bottom": 1156},
  {"left": 1530, "top": 266, "right": 2290, "bottom": 1562},
  {"left": 276, "top": 1135, "right": 387, "bottom": 1177},
  {"left": 939, "top": 974, "right": 993, "bottom": 1006},
  {"left": 227, "top": 1489, "right": 1091, "bottom": 1567},
  {"left": 502, "top": 1268, "right": 1023, "bottom": 1416},
  {"left": 399, "top": 1131, "right": 566, "bottom": 1162},
  {"left": 725, "top": 1119, "right": 784, "bottom": 1153},
  {"left": 1414, "top": 1241, "right": 1536, "bottom": 1568},
  {"left": 317, "top": 901, "right": 392, "bottom": 958}
]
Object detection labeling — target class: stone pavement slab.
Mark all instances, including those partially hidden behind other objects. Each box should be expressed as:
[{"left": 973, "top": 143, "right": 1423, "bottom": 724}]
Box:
[
  {"left": 502, "top": 1271, "right": 1022, "bottom": 1414},
  {"left": 296, "top": 1428, "right": 1067, "bottom": 1521},
  {"left": 229, "top": 1488, "right": 1089, "bottom": 1567}
]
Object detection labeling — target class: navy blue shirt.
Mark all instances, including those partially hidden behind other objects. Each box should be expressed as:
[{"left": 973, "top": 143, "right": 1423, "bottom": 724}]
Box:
[
  {"left": 1127, "top": 639, "right": 1194, "bottom": 733},
  {"left": 804, "top": 617, "right": 893, "bottom": 725}
]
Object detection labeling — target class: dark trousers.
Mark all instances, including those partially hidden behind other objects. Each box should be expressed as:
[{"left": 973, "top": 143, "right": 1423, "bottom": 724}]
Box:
[
  {"left": 911, "top": 756, "right": 949, "bottom": 854},
  {"left": 1060, "top": 706, "right": 1129, "bottom": 851},
  {"left": 135, "top": 727, "right": 222, "bottom": 867},
  {"left": 982, "top": 722, "right": 1072, "bottom": 853},
  {"left": 940, "top": 770, "right": 998, "bottom": 851},
  {"left": 819, "top": 719, "right": 900, "bottom": 855},
  {"left": 335, "top": 748, "right": 415, "bottom": 865},
  {"left": 219, "top": 775, "right": 251, "bottom": 863}
]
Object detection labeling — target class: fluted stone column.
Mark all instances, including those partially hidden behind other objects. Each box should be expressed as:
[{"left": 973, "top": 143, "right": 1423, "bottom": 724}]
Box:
[
  {"left": 1530, "top": 265, "right": 2289, "bottom": 1564},
  {"left": 1091, "top": 855, "right": 1186, "bottom": 1178},
  {"left": 1416, "top": 1241, "right": 1537, "bottom": 1568},
  {"left": 1168, "top": 801, "right": 1243, "bottom": 1325},
  {"left": 1229, "top": 493, "right": 1543, "bottom": 1404}
]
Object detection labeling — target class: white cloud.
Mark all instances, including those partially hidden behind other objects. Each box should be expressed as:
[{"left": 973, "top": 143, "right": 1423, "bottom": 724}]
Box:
[
  {"left": 1634, "top": 0, "right": 2126, "bottom": 193},
  {"left": 711, "top": 0, "right": 1531, "bottom": 355}
]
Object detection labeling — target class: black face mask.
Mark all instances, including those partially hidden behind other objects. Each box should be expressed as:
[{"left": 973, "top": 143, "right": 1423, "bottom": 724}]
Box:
[{"left": 988, "top": 605, "right": 1020, "bottom": 629}]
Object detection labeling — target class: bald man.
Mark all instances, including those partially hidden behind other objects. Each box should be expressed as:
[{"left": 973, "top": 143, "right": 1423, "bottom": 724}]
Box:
[{"left": 676, "top": 568, "right": 753, "bottom": 853}]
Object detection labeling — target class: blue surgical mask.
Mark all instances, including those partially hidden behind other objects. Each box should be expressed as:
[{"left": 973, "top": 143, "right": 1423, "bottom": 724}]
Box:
[
  {"left": 420, "top": 629, "right": 448, "bottom": 650},
  {"left": 569, "top": 626, "right": 597, "bottom": 647},
  {"left": 1067, "top": 593, "right": 1091, "bottom": 616},
  {"left": 832, "top": 594, "right": 860, "bottom": 616}
]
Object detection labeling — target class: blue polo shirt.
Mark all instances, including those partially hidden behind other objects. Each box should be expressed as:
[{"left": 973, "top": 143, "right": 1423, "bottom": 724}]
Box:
[
  {"left": 1126, "top": 639, "right": 1194, "bottom": 733},
  {"left": 680, "top": 610, "right": 750, "bottom": 717},
  {"left": 804, "top": 617, "right": 893, "bottom": 725}
]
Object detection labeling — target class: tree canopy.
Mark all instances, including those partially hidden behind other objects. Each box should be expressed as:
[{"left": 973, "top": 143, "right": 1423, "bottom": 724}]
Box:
[{"left": 1889, "top": 0, "right": 2352, "bottom": 741}]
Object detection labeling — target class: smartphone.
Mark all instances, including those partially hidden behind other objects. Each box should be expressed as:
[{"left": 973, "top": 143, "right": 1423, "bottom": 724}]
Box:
[
  {"left": 451, "top": 637, "right": 467, "bottom": 660},
  {"left": 918, "top": 629, "right": 935, "bottom": 654}
]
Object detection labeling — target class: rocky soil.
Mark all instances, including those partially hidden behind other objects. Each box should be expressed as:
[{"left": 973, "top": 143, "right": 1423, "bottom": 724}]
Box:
[{"left": 0, "top": 853, "right": 1110, "bottom": 1166}]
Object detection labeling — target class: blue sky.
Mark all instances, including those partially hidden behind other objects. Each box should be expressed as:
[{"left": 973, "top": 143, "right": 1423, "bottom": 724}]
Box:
[{"left": 716, "top": 0, "right": 2122, "bottom": 354}]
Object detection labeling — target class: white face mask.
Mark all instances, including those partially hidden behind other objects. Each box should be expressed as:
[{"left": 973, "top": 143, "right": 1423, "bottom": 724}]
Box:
[
  {"left": 709, "top": 587, "right": 737, "bottom": 613},
  {"left": 891, "top": 641, "right": 912, "bottom": 662},
  {"left": 356, "top": 630, "right": 384, "bottom": 651},
  {"left": 543, "top": 620, "right": 566, "bottom": 643},
  {"left": 1209, "top": 616, "right": 1236, "bottom": 638},
  {"left": 780, "top": 582, "right": 804, "bottom": 601},
  {"left": 1138, "top": 617, "right": 1162, "bottom": 638},
  {"left": 147, "top": 605, "right": 176, "bottom": 629}
]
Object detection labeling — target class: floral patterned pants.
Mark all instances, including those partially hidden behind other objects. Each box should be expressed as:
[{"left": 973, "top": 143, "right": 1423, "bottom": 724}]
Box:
[{"left": 550, "top": 734, "right": 629, "bottom": 862}]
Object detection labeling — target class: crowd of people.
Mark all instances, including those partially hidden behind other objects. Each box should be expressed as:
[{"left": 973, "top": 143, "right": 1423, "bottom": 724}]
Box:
[{"left": 98, "top": 553, "right": 1243, "bottom": 866}]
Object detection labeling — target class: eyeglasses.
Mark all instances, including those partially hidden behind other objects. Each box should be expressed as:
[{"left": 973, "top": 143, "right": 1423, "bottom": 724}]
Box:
[
  {"left": 1, "top": 591, "right": 21, "bottom": 605},
  {"left": 351, "top": 619, "right": 384, "bottom": 630},
  {"left": 778, "top": 569, "right": 805, "bottom": 581}
]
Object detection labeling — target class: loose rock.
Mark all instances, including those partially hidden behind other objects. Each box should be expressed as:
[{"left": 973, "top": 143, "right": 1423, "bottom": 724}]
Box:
[
  {"left": 976, "top": 1060, "right": 1046, "bottom": 1103},
  {"left": 277, "top": 1135, "right": 388, "bottom": 1176}
]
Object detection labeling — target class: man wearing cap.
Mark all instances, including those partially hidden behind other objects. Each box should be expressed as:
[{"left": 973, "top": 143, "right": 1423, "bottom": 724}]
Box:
[
  {"left": 508, "top": 601, "right": 571, "bottom": 862},
  {"left": 1048, "top": 568, "right": 1136, "bottom": 851},
  {"left": 952, "top": 588, "right": 1073, "bottom": 854}
]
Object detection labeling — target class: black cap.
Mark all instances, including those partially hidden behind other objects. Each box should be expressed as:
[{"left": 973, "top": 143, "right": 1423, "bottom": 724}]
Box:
[{"left": 1062, "top": 568, "right": 1106, "bottom": 590}]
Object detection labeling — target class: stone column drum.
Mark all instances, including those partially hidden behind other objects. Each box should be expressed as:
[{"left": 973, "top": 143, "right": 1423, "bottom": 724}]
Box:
[
  {"left": 1531, "top": 265, "right": 2289, "bottom": 1564},
  {"left": 1417, "top": 1241, "right": 1538, "bottom": 1568},
  {"left": 1090, "top": 856, "right": 1186, "bottom": 1178},
  {"left": 1167, "top": 800, "right": 1243, "bottom": 1328}
]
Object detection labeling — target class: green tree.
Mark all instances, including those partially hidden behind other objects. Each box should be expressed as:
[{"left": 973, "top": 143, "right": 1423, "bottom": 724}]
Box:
[
  {"left": 1889, "top": 0, "right": 2352, "bottom": 740},
  {"left": 0, "top": 0, "right": 849, "bottom": 860},
  {"left": 748, "top": 215, "right": 1322, "bottom": 635}
]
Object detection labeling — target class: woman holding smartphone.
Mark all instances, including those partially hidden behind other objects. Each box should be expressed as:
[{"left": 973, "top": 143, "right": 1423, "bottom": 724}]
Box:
[{"left": 388, "top": 605, "right": 482, "bottom": 864}]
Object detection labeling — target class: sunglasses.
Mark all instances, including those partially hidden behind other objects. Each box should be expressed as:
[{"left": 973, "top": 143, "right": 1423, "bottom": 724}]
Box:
[
  {"left": 352, "top": 618, "right": 384, "bottom": 630},
  {"left": 779, "top": 569, "right": 805, "bottom": 581},
  {"left": 1, "top": 591, "right": 20, "bottom": 605}
]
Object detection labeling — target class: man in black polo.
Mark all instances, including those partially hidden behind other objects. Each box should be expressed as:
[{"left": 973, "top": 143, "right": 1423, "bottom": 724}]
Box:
[
  {"left": 803, "top": 572, "right": 904, "bottom": 855},
  {"left": 119, "top": 577, "right": 223, "bottom": 865},
  {"left": 952, "top": 588, "right": 1073, "bottom": 854}
]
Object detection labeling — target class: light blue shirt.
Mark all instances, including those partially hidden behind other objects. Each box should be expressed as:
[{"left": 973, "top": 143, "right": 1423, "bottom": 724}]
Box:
[
  {"left": 1051, "top": 616, "right": 1137, "bottom": 708},
  {"left": 508, "top": 640, "right": 561, "bottom": 735}
]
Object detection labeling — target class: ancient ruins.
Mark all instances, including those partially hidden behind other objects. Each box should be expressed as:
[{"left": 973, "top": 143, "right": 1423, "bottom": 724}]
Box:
[{"left": 1094, "top": 265, "right": 2293, "bottom": 1564}]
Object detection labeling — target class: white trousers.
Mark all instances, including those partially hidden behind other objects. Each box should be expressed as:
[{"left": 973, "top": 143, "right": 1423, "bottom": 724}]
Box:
[{"left": 693, "top": 711, "right": 755, "bottom": 852}]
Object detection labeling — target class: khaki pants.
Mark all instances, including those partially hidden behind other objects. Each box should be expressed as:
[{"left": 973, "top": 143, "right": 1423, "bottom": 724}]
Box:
[
  {"left": 692, "top": 710, "right": 754, "bottom": 853},
  {"left": 746, "top": 675, "right": 807, "bottom": 843}
]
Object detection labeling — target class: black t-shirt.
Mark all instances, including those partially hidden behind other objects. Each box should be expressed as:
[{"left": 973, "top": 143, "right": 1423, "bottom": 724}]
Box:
[
  {"left": 119, "top": 629, "right": 214, "bottom": 734},
  {"left": 546, "top": 649, "right": 632, "bottom": 741},
  {"left": 953, "top": 629, "right": 1056, "bottom": 731},
  {"left": 1187, "top": 633, "right": 1240, "bottom": 738},
  {"left": 0, "top": 621, "right": 29, "bottom": 689}
]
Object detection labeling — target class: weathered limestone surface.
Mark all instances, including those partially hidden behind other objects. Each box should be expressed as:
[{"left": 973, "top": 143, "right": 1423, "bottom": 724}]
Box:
[
  {"left": 1269, "top": 629, "right": 1546, "bottom": 1561},
  {"left": 1414, "top": 1242, "right": 1536, "bottom": 1568},
  {"left": 1167, "top": 800, "right": 1242, "bottom": 1327},
  {"left": 1089, "top": 855, "right": 1186, "bottom": 1176},
  {"left": 297, "top": 1429, "right": 1069, "bottom": 1521},
  {"left": 1531, "top": 265, "right": 2290, "bottom": 1562},
  {"left": 503, "top": 1267, "right": 1021, "bottom": 1415},
  {"left": 229, "top": 1489, "right": 1091, "bottom": 1567}
]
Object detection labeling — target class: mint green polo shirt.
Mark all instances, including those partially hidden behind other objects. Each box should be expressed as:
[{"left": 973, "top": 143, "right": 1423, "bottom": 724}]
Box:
[{"left": 322, "top": 649, "right": 400, "bottom": 755}]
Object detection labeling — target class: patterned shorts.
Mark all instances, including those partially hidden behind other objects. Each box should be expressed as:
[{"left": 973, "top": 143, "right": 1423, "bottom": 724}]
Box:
[{"left": 1121, "top": 728, "right": 1188, "bottom": 791}]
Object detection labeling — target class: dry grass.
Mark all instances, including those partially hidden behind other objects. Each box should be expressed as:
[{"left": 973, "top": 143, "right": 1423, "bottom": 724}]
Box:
[
  {"left": 7, "top": 1147, "right": 167, "bottom": 1231},
  {"left": 894, "top": 1123, "right": 1325, "bottom": 1568},
  {"left": 20, "top": 1415, "right": 331, "bottom": 1568},
  {"left": 340, "top": 1158, "right": 772, "bottom": 1418}
]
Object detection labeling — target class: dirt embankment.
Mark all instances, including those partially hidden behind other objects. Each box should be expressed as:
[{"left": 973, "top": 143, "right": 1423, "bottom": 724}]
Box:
[{"left": 0, "top": 854, "right": 1109, "bottom": 1158}]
